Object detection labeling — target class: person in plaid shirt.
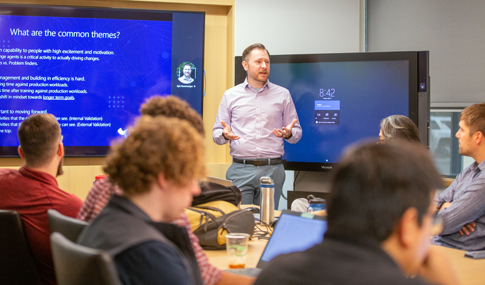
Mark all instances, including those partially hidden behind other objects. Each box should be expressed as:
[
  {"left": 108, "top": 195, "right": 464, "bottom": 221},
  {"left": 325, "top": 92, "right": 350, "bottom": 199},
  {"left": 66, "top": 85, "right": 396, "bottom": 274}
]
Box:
[{"left": 78, "top": 95, "right": 254, "bottom": 285}]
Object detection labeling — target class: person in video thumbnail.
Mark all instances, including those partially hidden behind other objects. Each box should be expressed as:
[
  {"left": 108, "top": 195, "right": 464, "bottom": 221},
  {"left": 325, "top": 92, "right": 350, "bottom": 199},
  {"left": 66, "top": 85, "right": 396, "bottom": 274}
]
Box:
[{"left": 179, "top": 63, "right": 194, "bottom": 84}]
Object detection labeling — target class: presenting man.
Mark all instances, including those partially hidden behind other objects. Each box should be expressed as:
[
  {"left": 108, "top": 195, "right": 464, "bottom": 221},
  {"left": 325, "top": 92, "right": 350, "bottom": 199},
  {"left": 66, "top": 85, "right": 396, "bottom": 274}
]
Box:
[
  {"left": 433, "top": 103, "right": 485, "bottom": 250},
  {"left": 254, "top": 141, "right": 458, "bottom": 285},
  {"left": 212, "top": 43, "right": 302, "bottom": 205},
  {"left": 0, "top": 113, "right": 83, "bottom": 285}
]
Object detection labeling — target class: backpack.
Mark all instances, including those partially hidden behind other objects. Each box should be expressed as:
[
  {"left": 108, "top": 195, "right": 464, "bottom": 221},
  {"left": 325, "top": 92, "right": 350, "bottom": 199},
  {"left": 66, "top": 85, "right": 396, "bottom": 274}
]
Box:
[
  {"left": 192, "top": 181, "right": 242, "bottom": 207},
  {"left": 185, "top": 200, "right": 255, "bottom": 250}
]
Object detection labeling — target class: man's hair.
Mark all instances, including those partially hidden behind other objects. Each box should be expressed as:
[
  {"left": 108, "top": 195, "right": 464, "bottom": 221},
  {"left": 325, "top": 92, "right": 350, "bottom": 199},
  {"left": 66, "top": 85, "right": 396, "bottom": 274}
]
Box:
[
  {"left": 380, "top": 115, "right": 421, "bottom": 143},
  {"left": 460, "top": 103, "right": 485, "bottom": 135},
  {"left": 326, "top": 141, "right": 443, "bottom": 243},
  {"left": 18, "top": 113, "right": 61, "bottom": 167},
  {"left": 103, "top": 116, "right": 206, "bottom": 196},
  {"left": 242, "top": 43, "right": 270, "bottom": 62},
  {"left": 139, "top": 95, "right": 204, "bottom": 136}
]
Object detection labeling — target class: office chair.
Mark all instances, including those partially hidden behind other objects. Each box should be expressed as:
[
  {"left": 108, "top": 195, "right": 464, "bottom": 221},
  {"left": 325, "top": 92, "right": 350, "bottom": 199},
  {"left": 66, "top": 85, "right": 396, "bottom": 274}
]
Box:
[
  {"left": 51, "top": 232, "right": 121, "bottom": 285},
  {"left": 48, "top": 209, "right": 89, "bottom": 242},
  {"left": 0, "top": 210, "right": 42, "bottom": 285}
]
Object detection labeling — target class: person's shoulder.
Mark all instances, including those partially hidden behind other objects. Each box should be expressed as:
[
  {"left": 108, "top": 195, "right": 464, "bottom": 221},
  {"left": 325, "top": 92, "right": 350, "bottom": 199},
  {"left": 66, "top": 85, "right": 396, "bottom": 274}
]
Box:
[
  {"left": 0, "top": 167, "right": 20, "bottom": 177},
  {"left": 268, "top": 81, "right": 289, "bottom": 91}
]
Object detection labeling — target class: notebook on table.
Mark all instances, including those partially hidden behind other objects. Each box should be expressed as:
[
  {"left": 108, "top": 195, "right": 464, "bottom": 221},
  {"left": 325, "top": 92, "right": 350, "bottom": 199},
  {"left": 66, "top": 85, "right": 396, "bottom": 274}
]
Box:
[{"left": 226, "top": 209, "right": 327, "bottom": 276}]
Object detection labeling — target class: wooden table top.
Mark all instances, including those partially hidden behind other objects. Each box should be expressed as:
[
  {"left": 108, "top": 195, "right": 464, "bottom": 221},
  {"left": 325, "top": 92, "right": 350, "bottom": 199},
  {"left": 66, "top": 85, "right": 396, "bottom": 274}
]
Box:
[{"left": 205, "top": 238, "right": 485, "bottom": 285}]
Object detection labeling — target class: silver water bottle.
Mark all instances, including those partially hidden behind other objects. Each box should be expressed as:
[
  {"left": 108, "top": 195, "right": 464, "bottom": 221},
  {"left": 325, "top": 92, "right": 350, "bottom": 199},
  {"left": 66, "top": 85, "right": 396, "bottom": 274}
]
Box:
[{"left": 260, "top": 176, "right": 275, "bottom": 224}]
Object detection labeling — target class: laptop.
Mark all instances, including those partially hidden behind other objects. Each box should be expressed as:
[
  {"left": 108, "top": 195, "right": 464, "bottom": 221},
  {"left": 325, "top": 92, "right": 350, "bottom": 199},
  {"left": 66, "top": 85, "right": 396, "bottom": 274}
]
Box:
[
  {"left": 226, "top": 210, "right": 327, "bottom": 276},
  {"left": 206, "top": 176, "right": 233, "bottom": 187}
]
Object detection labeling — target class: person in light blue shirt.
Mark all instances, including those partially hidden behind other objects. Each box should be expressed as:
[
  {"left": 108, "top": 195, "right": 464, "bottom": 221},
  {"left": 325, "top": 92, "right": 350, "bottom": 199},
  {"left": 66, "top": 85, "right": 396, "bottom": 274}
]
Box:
[
  {"left": 212, "top": 43, "right": 302, "bottom": 206},
  {"left": 433, "top": 102, "right": 485, "bottom": 251}
]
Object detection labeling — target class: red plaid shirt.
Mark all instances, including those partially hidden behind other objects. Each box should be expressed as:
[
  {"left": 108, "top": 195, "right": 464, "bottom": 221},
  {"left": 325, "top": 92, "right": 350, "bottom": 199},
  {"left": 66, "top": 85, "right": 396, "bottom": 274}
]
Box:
[{"left": 77, "top": 176, "right": 222, "bottom": 285}]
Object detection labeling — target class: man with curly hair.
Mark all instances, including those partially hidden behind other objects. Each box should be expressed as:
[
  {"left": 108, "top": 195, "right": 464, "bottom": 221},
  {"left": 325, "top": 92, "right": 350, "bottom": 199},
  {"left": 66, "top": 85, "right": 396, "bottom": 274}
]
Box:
[
  {"left": 78, "top": 95, "right": 253, "bottom": 285},
  {"left": 78, "top": 116, "right": 206, "bottom": 284}
]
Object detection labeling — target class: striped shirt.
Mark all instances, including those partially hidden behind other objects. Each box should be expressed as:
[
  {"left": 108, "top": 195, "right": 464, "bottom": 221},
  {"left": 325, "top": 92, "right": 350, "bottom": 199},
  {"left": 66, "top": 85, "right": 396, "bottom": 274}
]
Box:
[{"left": 433, "top": 159, "right": 485, "bottom": 250}]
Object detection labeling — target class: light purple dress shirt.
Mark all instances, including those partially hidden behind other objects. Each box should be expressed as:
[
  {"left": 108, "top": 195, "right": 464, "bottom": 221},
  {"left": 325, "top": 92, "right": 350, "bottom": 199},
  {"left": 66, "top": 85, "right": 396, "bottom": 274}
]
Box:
[{"left": 212, "top": 78, "right": 302, "bottom": 159}]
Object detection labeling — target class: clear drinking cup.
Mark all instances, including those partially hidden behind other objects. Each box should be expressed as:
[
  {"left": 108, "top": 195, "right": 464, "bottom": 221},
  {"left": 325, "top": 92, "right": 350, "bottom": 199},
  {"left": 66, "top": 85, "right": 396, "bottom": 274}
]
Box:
[{"left": 226, "top": 233, "right": 250, "bottom": 269}]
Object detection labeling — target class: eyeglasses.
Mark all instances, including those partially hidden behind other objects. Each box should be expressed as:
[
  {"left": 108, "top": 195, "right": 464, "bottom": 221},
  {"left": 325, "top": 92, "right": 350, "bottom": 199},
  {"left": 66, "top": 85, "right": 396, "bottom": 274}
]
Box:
[{"left": 60, "top": 135, "right": 64, "bottom": 143}]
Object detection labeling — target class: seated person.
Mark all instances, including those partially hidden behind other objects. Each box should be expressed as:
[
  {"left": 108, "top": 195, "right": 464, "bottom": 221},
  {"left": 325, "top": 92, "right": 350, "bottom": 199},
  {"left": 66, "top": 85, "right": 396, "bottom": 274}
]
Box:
[
  {"left": 432, "top": 103, "right": 485, "bottom": 250},
  {"left": 78, "top": 116, "right": 207, "bottom": 284},
  {"left": 379, "top": 114, "right": 421, "bottom": 143},
  {"left": 292, "top": 114, "right": 421, "bottom": 212},
  {"left": 0, "top": 113, "right": 83, "bottom": 285},
  {"left": 78, "top": 95, "right": 252, "bottom": 285},
  {"left": 255, "top": 141, "right": 458, "bottom": 285}
]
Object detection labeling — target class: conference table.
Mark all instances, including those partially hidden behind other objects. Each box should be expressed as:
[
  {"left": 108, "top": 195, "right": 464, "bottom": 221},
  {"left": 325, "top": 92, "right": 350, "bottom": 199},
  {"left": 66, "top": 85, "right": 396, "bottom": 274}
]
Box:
[{"left": 205, "top": 235, "right": 485, "bottom": 285}]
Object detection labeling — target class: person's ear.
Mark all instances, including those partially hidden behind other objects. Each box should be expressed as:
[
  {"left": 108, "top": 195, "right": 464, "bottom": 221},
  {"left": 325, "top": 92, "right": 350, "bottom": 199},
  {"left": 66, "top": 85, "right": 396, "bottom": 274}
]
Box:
[
  {"left": 475, "top": 131, "right": 483, "bottom": 145},
  {"left": 18, "top": 146, "right": 25, "bottom": 159},
  {"left": 156, "top": 173, "right": 168, "bottom": 191},
  {"left": 397, "top": 207, "right": 419, "bottom": 248},
  {"left": 242, "top": 60, "right": 248, "bottom": 71},
  {"left": 58, "top": 143, "right": 64, "bottom": 157}
]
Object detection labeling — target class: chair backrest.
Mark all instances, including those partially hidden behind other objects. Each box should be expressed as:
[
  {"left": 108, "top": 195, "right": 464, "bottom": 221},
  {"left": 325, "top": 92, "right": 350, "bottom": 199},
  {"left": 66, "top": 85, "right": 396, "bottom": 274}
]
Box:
[
  {"left": 48, "top": 209, "right": 89, "bottom": 242},
  {"left": 50, "top": 232, "right": 121, "bottom": 285},
  {"left": 0, "top": 210, "right": 42, "bottom": 285}
]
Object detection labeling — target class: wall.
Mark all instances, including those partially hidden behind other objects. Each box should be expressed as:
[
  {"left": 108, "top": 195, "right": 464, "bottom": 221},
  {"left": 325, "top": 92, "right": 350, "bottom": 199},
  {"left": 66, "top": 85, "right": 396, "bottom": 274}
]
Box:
[{"left": 367, "top": 0, "right": 485, "bottom": 108}]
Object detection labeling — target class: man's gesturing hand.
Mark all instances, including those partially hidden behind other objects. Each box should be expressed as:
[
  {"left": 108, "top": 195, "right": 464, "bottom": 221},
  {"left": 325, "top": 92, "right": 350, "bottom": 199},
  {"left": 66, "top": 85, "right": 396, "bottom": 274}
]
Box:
[
  {"left": 273, "top": 119, "right": 297, "bottom": 139},
  {"left": 221, "top": 121, "right": 240, "bottom": 140}
]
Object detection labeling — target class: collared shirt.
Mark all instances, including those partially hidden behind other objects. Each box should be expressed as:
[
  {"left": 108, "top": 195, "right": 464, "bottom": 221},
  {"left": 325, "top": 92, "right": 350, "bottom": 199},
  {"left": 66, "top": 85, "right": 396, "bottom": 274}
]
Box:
[
  {"left": 433, "top": 159, "right": 485, "bottom": 250},
  {"left": 77, "top": 176, "right": 222, "bottom": 285},
  {"left": 212, "top": 78, "right": 302, "bottom": 159},
  {"left": 179, "top": 76, "right": 194, "bottom": 84},
  {"left": 0, "top": 166, "right": 83, "bottom": 285}
]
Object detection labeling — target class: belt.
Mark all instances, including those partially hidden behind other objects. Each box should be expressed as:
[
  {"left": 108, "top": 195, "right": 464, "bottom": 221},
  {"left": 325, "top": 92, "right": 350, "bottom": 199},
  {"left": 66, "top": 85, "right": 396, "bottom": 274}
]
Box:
[{"left": 233, "top": 158, "right": 286, "bottom": 166}]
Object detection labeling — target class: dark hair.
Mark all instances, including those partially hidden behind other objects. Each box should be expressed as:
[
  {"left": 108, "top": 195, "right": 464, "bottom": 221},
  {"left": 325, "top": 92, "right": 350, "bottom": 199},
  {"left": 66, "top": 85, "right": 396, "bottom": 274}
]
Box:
[
  {"left": 103, "top": 116, "right": 206, "bottom": 196},
  {"left": 242, "top": 43, "right": 270, "bottom": 62},
  {"left": 18, "top": 113, "right": 61, "bottom": 167},
  {"left": 326, "top": 141, "right": 443, "bottom": 242},
  {"left": 380, "top": 115, "right": 421, "bottom": 143},
  {"left": 460, "top": 103, "right": 485, "bottom": 135},
  {"left": 139, "top": 95, "right": 205, "bottom": 136}
]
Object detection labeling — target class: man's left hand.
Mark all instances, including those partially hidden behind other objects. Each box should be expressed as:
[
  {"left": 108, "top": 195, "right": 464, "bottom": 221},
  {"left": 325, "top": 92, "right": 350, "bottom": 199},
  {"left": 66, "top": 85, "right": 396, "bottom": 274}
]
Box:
[
  {"left": 273, "top": 119, "right": 298, "bottom": 139},
  {"left": 459, "top": 222, "right": 476, "bottom": 236}
]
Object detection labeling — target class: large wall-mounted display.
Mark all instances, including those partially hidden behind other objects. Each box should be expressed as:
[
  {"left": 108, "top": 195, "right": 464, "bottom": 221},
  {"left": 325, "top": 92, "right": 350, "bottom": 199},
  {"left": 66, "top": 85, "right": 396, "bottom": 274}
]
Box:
[
  {"left": 0, "top": 4, "right": 205, "bottom": 156},
  {"left": 235, "top": 51, "right": 429, "bottom": 172}
]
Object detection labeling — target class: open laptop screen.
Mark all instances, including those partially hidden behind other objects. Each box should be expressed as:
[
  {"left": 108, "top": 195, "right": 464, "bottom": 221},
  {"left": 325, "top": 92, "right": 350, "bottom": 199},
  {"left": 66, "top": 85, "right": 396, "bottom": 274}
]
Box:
[{"left": 257, "top": 210, "right": 327, "bottom": 268}]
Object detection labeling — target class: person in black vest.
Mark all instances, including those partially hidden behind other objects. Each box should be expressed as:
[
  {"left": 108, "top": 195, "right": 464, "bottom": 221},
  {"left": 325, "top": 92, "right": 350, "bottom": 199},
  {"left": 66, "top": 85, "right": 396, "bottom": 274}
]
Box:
[
  {"left": 78, "top": 116, "right": 206, "bottom": 285},
  {"left": 255, "top": 141, "right": 459, "bottom": 285}
]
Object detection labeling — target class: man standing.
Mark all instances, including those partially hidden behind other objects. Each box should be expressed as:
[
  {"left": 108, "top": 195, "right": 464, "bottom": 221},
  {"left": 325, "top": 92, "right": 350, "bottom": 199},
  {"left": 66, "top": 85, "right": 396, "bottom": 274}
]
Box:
[
  {"left": 0, "top": 113, "right": 83, "bottom": 284},
  {"left": 213, "top": 43, "right": 302, "bottom": 205},
  {"left": 433, "top": 103, "right": 485, "bottom": 250},
  {"left": 254, "top": 141, "right": 458, "bottom": 285}
]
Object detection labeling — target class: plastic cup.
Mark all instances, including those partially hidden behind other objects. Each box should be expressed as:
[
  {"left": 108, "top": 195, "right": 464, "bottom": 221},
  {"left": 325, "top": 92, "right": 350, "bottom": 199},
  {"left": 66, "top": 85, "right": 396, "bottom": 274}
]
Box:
[{"left": 226, "top": 233, "right": 250, "bottom": 269}]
